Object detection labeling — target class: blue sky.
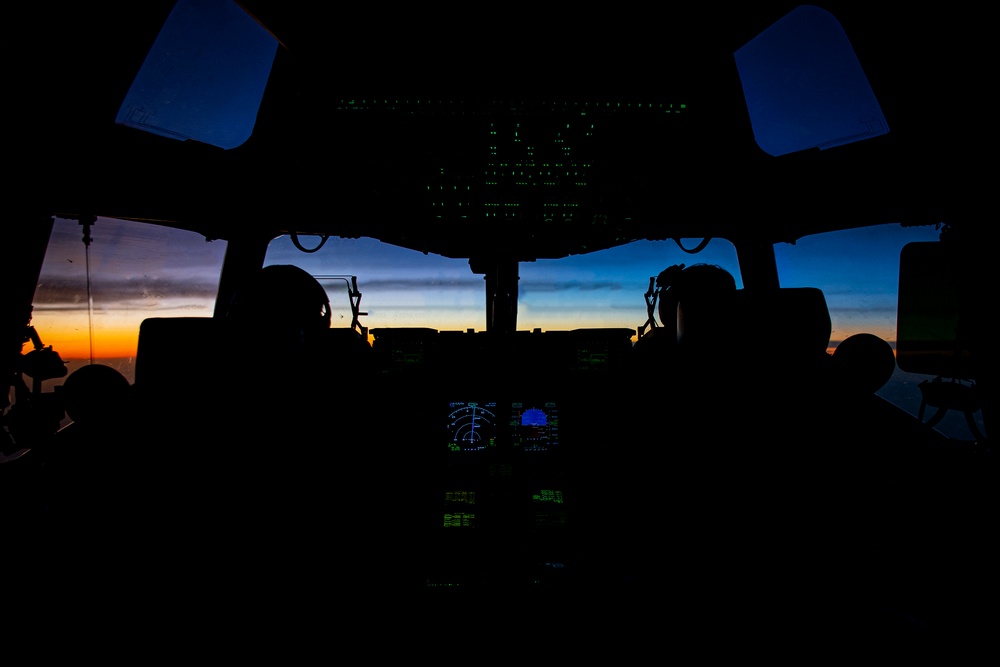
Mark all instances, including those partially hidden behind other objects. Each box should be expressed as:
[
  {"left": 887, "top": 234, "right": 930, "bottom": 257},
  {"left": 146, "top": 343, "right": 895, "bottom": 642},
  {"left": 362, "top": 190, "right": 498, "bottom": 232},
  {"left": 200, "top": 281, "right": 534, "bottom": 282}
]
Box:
[{"left": 775, "top": 223, "right": 942, "bottom": 344}]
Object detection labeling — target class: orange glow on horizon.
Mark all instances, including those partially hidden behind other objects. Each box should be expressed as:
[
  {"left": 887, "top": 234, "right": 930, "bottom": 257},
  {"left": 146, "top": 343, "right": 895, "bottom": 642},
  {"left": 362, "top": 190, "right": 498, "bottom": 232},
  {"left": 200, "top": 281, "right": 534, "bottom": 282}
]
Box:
[
  {"left": 31, "top": 309, "right": 898, "bottom": 362},
  {"left": 27, "top": 310, "right": 140, "bottom": 360},
  {"left": 37, "top": 331, "right": 900, "bottom": 361},
  {"left": 29, "top": 325, "right": 138, "bottom": 360}
]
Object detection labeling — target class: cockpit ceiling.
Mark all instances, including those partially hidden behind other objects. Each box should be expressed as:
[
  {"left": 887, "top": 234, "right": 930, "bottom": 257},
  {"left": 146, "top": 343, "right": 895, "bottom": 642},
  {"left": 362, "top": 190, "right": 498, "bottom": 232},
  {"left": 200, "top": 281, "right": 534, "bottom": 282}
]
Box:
[{"left": 13, "top": 1, "right": 988, "bottom": 256}]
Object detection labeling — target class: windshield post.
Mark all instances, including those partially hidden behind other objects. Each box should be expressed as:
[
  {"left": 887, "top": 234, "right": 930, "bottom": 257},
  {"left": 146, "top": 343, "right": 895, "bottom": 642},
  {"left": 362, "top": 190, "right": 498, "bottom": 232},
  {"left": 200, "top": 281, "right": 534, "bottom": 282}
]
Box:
[
  {"left": 735, "top": 241, "right": 780, "bottom": 289},
  {"left": 2, "top": 215, "right": 55, "bottom": 396},
  {"left": 472, "top": 257, "right": 519, "bottom": 334},
  {"left": 214, "top": 234, "right": 273, "bottom": 318}
]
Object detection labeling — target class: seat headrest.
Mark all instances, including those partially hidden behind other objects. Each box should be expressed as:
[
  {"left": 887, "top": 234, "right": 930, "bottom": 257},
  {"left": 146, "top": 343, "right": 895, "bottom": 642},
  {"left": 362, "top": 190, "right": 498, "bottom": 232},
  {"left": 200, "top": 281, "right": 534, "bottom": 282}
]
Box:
[
  {"left": 736, "top": 287, "right": 832, "bottom": 360},
  {"left": 832, "top": 332, "right": 896, "bottom": 394},
  {"left": 135, "top": 317, "right": 223, "bottom": 388}
]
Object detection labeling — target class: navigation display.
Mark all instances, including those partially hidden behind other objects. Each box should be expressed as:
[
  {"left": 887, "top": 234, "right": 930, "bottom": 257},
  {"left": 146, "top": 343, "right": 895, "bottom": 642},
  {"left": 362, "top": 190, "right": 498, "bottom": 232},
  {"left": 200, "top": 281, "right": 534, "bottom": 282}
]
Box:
[{"left": 446, "top": 401, "right": 498, "bottom": 452}]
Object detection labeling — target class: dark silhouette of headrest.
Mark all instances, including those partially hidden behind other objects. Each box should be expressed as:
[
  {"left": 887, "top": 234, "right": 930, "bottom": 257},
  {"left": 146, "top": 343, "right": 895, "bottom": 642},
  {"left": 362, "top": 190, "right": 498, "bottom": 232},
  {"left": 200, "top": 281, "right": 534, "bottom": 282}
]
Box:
[
  {"left": 736, "top": 288, "right": 832, "bottom": 359},
  {"left": 60, "top": 364, "right": 132, "bottom": 424},
  {"left": 832, "top": 332, "right": 896, "bottom": 394}
]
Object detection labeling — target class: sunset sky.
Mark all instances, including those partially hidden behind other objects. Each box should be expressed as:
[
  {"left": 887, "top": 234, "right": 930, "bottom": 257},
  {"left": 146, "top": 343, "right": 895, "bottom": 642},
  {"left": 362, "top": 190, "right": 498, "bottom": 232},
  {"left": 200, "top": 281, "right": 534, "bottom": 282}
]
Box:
[{"left": 27, "top": 215, "right": 942, "bottom": 363}]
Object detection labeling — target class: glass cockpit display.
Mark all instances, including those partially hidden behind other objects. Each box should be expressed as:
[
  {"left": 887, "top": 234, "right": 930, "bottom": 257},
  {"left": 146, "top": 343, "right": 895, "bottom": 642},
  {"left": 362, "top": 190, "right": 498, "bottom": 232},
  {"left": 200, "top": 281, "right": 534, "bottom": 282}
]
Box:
[
  {"left": 511, "top": 401, "right": 559, "bottom": 452},
  {"left": 446, "top": 400, "right": 559, "bottom": 452},
  {"left": 446, "top": 401, "right": 498, "bottom": 452}
]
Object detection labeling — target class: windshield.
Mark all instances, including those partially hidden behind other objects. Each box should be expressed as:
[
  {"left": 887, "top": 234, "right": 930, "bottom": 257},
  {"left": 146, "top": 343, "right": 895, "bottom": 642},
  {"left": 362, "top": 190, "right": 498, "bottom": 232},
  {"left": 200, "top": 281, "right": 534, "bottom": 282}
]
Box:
[
  {"left": 263, "top": 235, "right": 743, "bottom": 336},
  {"left": 24, "top": 216, "right": 986, "bottom": 443}
]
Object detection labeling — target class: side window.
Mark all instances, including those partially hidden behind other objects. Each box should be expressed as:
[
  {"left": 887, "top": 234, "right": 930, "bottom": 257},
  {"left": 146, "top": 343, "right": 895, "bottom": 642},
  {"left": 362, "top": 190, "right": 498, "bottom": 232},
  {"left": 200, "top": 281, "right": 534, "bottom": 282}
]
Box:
[
  {"left": 775, "top": 224, "right": 984, "bottom": 441},
  {"left": 30, "top": 217, "right": 228, "bottom": 385}
]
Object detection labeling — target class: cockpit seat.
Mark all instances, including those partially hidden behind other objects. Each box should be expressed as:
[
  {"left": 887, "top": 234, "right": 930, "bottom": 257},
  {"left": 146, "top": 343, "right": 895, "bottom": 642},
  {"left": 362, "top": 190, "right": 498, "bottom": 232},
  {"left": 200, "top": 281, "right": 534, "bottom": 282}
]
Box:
[
  {"left": 726, "top": 286, "right": 841, "bottom": 442},
  {"left": 135, "top": 314, "right": 373, "bottom": 403},
  {"left": 734, "top": 286, "right": 832, "bottom": 376},
  {"left": 134, "top": 316, "right": 223, "bottom": 416},
  {"left": 134, "top": 314, "right": 376, "bottom": 549}
]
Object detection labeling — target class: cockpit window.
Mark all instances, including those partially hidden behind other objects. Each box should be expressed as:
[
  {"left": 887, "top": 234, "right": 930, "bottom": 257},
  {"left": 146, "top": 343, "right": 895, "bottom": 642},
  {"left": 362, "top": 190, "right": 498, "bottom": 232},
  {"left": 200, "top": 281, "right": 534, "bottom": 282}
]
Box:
[
  {"left": 734, "top": 5, "right": 888, "bottom": 156},
  {"left": 776, "top": 225, "right": 939, "bottom": 348},
  {"left": 263, "top": 235, "right": 741, "bottom": 339},
  {"left": 519, "top": 238, "right": 741, "bottom": 335},
  {"left": 30, "top": 217, "right": 227, "bottom": 384},
  {"left": 264, "top": 235, "right": 487, "bottom": 333},
  {"left": 115, "top": 0, "right": 277, "bottom": 148},
  {"left": 775, "top": 223, "right": 985, "bottom": 441}
]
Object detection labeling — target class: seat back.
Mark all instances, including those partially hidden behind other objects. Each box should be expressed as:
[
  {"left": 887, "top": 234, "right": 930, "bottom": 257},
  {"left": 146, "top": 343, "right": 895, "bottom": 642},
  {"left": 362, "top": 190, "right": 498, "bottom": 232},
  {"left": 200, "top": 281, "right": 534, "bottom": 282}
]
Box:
[
  {"left": 134, "top": 317, "right": 223, "bottom": 410},
  {"left": 735, "top": 287, "right": 832, "bottom": 367},
  {"left": 726, "top": 287, "right": 834, "bottom": 434},
  {"left": 136, "top": 316, "right": 373, "bottom": 405}
]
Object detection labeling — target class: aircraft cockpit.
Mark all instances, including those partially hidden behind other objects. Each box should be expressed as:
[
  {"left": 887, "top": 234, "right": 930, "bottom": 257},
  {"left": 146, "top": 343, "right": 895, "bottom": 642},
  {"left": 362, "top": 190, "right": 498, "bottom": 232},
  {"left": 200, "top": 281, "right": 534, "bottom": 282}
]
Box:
[{"left": 2, "top": 0, "right": 993, "bottom": 636}]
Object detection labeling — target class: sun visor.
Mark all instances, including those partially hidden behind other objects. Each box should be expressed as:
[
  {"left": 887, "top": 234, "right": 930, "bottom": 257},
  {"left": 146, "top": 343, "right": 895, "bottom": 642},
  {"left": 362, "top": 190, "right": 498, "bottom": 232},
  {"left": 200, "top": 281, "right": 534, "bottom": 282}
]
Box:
[
  {"left": 734, "top": 5, "right": 888, "bottom": 157},
  {"left": 115, "top": 0, "right": 278, "bottom": 149}
]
